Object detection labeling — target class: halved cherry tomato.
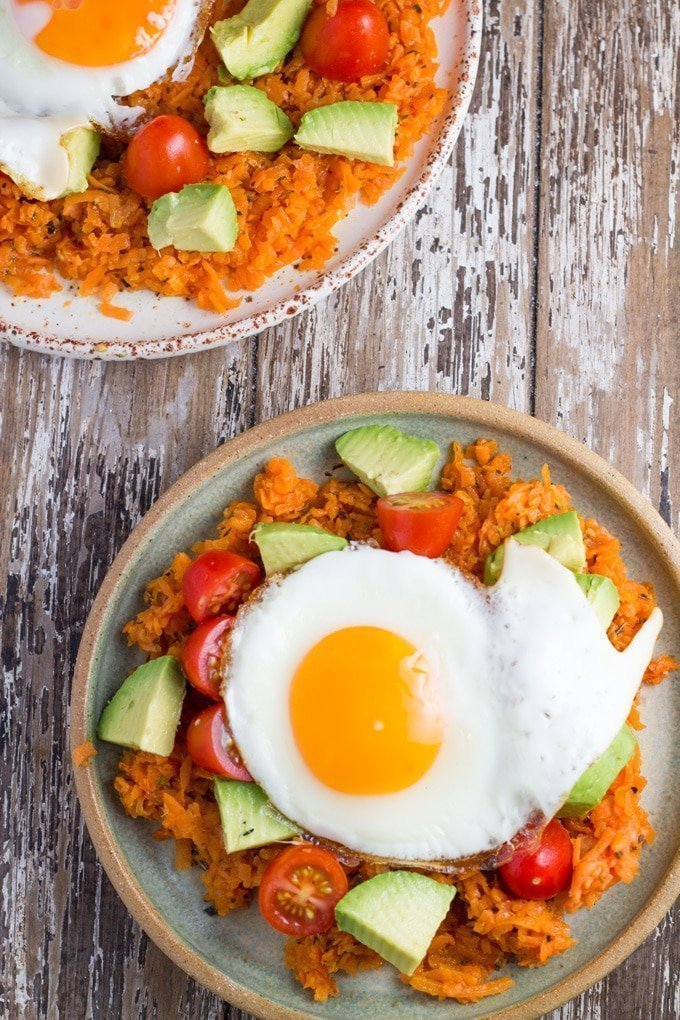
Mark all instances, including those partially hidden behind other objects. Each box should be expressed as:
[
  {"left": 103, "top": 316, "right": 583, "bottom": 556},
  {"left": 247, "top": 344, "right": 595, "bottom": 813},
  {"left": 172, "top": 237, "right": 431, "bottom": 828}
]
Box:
[
  {"left": 258, "top": 844, "right": 349, "bottom": 936},
  {"left": 180, "top": 615, "right": 234, "bottom": 700},
  {"left": 376, "top": 491, "right": 464, "bottom": 557},
  {"left": 186, "top": 703, "right": 252, "bottom": 780},
  {"left": 123, "top": 114, "right": 210, "bottom": 201},
  {"left": 300, "top": 0, "right": 390, "bottom": 82},
  {"left": 499, "top": 819, "right": 573, "bottom": 900},
  {"left": 182, "top": 550, "right": 261, "bottom": 623}
]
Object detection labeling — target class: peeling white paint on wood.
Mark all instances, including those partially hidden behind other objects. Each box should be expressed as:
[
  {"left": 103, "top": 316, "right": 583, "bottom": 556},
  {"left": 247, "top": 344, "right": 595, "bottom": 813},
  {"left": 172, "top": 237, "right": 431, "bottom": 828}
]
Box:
[{"left": 1, "top": 0, "right": 678, "bottom": 1017}]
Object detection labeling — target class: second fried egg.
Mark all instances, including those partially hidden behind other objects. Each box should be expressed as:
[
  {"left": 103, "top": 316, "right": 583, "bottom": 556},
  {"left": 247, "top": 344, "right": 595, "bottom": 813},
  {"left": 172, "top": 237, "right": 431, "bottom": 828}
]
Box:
[{"left": 1, "top": 0, "right": 209, "bottom": 128}]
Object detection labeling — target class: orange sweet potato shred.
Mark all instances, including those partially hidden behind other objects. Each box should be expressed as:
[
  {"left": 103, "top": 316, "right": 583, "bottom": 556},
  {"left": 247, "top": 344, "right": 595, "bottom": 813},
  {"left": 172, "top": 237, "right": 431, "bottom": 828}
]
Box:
[
  {"left": 114, "top": 442, "right": 676, "bottom": 1003},
  {"left": 0, "top": 0, "right": 450, "bottom": 312}
]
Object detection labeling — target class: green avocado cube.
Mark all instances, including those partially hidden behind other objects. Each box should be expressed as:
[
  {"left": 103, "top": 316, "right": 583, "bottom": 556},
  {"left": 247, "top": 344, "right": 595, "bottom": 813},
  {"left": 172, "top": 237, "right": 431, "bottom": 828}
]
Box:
[
  {"left": 252, "top": 522, "right": 347, "bottom": 574},
  {"left": 295, "top": 101, "right": 398, "bottom": 166},
  {"left": 147, "top": 183, "right": 238, "bottom": 253},
  {"left": 97, "top": 656, "right": 185, "bottom": 756},
  {"left": 335, "top": 871, "right": 455, "bottom": 975},
  {"left": 484, "top": 511, "right": 586, "bottom": 584},
  {"left": 574, "top": 572, "right": 620, "bottom": 629},
  {"left": 204, "top": 85, "right": 294, "bottom": 153},
  {"left": 0, "top": 121, "right": 99, "bottom": 201},
  {"left": 60, "top": 125, "right": 101, "bottom": 196},
  {"left": 559, "top": 726, "right": 637, "bottom": 818},
  {"left": 211, "top": 0, "right": 312, "bottom": 80},
  {"left": 214, "top": 779, "right": 298, "bottom": 852},
  {"left": 335, "top": 423, "right": 440, "bottom": 497}
]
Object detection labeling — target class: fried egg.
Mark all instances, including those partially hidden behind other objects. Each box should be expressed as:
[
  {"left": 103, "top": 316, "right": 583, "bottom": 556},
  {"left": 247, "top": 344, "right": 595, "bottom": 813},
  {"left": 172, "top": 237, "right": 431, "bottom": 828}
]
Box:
[
  {"left": 226, "top": 542, "right": 662, "bottom": 864},
  {"left": 0, "top": 0, "right": 208, "bottom": 129}
]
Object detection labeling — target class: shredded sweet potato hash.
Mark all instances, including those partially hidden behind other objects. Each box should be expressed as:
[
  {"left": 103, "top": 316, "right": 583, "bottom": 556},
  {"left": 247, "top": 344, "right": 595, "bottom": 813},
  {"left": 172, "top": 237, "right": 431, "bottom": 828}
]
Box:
[{"left": 112, "top": 439, "right": 675, "bottom": 1002}]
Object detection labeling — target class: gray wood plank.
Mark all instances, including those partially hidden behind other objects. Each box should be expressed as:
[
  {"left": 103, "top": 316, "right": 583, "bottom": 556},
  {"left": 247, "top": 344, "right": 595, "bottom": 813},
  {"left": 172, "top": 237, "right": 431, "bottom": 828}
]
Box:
[
  {"left": 0, "top": 348, "right": 256, "bottom": 1020},
  {"left": 535, "top": 1, "right": 680, "bottom": 1017}
]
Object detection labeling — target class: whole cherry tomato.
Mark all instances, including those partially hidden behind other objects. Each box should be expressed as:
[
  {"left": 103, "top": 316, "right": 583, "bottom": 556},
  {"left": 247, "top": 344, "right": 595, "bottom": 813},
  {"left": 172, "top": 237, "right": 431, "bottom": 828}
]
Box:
[
  {"left": 376, "top": 491, "right": 464, "bottom": 557},
  {"left": 186, "top": 703, "right": 252, "bottom": 780},
  {"left": 300, "top": 0, "right": 390, "bottom": 82},
  {"left": 123, "top": 115, "right": 210, "bottom": 201},
  {"left": 258, "top": 844, "right": 349, "bottom": 936},
  {"left": 180, "top": 615, "right": 234, "bottom": 700},
  {"left": 499, "top": 819, "right": 573, "bottom": 900},
  {"left": 182, "top": 550, "right": 261, "bottom": 624}
]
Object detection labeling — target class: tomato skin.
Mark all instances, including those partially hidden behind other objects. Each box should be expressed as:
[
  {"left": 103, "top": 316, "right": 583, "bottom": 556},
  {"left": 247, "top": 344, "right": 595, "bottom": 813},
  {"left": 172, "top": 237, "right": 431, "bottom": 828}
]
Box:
[
  {"left": 258, "top": 844, "right": 349, "bottom": 936},
  {"left": 499, "top": 820, "right": 573, "bottom": 900},
  {"left": 186, "top": 703, "right": 252, "bottom": 780},
  {"left": 182, "top": 550, "right": 262, "bottom": 623},
  {"left": 376, "top": 491, "right": 464, "bottom": 557},
  {"left": 123, "top": 115, "right": 210, "bottom": 201},
  {"left": 180, "top": 615, "right": 234, "bottom": 700},
  {"left": 300, "top": 0, "right": 390, "bottom": 82}
]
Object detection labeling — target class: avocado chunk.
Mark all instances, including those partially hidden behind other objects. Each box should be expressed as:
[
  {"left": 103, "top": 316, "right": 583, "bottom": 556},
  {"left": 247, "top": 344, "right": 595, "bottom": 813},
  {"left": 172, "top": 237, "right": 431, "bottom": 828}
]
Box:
[
  {"left": 97, "top": 656, "right": 185, "bottom": 756},
  {"left": 214, "top": 779, "right": 298, "bottom": 851},
  {"left": 211, "top": 0, "right": 312, "bottom": 80},
  {"left": 574, "top": 572, "right": 620, "bottom": 629},
  {"left": 558, "top": 725, "right": 637, "bottom": 818},
  {"left": 60, "top": 126, "right": 101, "bottom": 195},
  {"left": 252, "top": 522, "right": 348, "bottom": 575},
  {"left": 147, "top": 183, "right": 238, "bottom": 253},
  {"left": 484, "top": 510, "right": 586, "bottom": 585},
  {"left": 0, "top": 118, "right": 100, "bottom": 201},
  {"left": 335, "top": 871, "right": 455, "bottom": 975},
  {"left": 204, "top": 85, "right": 294, "bottom": 153},
  {"left": 335, "top": 424, "right": 440, "bottom": 497},
  {"left": 295, "top": 101, "right": 398, "bottom": 166}
]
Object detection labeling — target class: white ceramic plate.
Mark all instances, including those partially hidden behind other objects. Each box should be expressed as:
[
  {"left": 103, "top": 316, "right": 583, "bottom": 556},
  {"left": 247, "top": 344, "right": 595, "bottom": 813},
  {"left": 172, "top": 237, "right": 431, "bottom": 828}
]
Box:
[{"left": 0, "top": 0, "right": 481, "bottom": 360}]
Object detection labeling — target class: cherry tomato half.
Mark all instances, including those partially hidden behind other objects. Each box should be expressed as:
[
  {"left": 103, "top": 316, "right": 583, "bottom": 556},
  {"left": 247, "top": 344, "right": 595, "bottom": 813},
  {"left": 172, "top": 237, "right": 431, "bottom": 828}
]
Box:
[
  {"left": 123, "top": 115, "right": 210, "bottom": 201},
  {"left": 182, "top": 550, "right": 262, "bottom": 624},
  {"left": 499, "top": 819, "right": 573, "bottom": 900},
  {"left": 300, "top": 0, "right": 390, "bottom": 82},
  {"left": 180, "top": 615, "right": 234, "bottom": 700},
  {"left": 258, "top": 844, "right": 349, "bottom": 936},
  {"left": 186, "top": 703, "right": 252, "bottom": 779},
  {"left": 376, "top": 491, "right": 464, "bottom": 557}
]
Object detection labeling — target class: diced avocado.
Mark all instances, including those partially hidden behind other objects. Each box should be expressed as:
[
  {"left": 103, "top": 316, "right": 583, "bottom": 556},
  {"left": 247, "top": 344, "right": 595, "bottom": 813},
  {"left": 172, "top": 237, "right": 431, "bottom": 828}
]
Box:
[
  {"left": 60, "top": 126, "right": 100, "bottom": 195},
  {"left": 147, "top": 183, "right": 238, "bottom": 253},
  {"left": 214, "top": 779, "right": 298, "bottom": 852},
  {"left": 97, "top": 656, "right": 185, "bottom": 756},
  {"left": 0, "top": 120, "right": 99, "bottom": 200},
  {"left": 294, "top": 101, "right": 398, "bottom": 166},
  {"left": 211, "top": 0, "right": 312, "bottom": 80},
  {"left": 484, "top": 510, "right": 586, "bottom": 585},
  {"left": 335, "top": 424, "right": 439, "bottom": 498},
  {"left": 574, "top": 573, "right": 620, "bottom": 629},
  {"left": 335, "top": 871, "right": 455, "bottom": 975},
  {"left": 252, "top": 522, "right": 348, "bottom": 574},
  {"left": 204, "top": 85, "right": 294, "bottom": 153},
  {"left": 558, "top": 726, "right": 637, "bottom": 818}
]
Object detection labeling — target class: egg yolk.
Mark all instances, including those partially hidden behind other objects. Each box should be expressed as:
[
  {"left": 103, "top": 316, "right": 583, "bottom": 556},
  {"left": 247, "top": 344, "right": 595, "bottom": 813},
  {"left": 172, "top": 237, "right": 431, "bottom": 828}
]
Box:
[
  {"left": 290, "top": 626, "right": 443, "bottom": 795},
  {"left": 13, "top": 0, "right": 176, "bottom": 67}
]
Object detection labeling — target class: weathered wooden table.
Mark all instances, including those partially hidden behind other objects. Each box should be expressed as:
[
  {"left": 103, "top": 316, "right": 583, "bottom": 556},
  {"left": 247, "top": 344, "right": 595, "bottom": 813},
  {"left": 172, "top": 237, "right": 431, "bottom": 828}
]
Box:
[{"left": 2, "top": 0, "right": 678, "bottom": 1016}]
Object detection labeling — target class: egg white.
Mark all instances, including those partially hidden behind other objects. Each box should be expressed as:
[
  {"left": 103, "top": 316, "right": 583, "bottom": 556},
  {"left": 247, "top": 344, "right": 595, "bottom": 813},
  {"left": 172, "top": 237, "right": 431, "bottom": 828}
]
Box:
[
  {"left": 226, "top": 542, "right": 662, "bottom": 863},
  {"left": 0, "top": 0, "right": 206, "bottom": 130}
]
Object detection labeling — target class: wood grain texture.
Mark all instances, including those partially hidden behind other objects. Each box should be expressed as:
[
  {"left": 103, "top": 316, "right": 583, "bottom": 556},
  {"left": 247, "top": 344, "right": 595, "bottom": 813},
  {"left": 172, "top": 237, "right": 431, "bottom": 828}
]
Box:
[
  {"left": 534, "top": 1, "right": 680, "bottom": 1018},
  {"left": 1, "top": 0, "right": 678, "bottom": 1018}
]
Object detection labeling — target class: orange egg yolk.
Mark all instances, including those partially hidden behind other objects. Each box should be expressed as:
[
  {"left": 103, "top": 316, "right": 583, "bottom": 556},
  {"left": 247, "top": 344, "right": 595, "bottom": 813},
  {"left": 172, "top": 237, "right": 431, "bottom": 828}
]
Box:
[
  {"left": 290, "top": 626, "right": 444, "bottom": 795},
  {"left": 13, "top": 0, "right": 176, "bottom": 67}
]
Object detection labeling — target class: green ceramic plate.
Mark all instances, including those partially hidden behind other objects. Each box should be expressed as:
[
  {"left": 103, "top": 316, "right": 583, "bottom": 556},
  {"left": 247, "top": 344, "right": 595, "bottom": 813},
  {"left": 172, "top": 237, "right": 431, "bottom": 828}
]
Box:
[{"left": 71, "top": 393, "right": 680, "bottom": 1020}]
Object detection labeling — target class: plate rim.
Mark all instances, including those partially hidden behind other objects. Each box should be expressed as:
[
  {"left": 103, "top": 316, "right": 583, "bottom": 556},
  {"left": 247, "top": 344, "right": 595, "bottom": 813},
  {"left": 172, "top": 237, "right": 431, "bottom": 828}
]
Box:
[
  {"left": 71, "top": 391, "right": 680, "bottom": 1019},
  {"left": 1, "top": 1, "right": 482, "bottom": 361}
]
